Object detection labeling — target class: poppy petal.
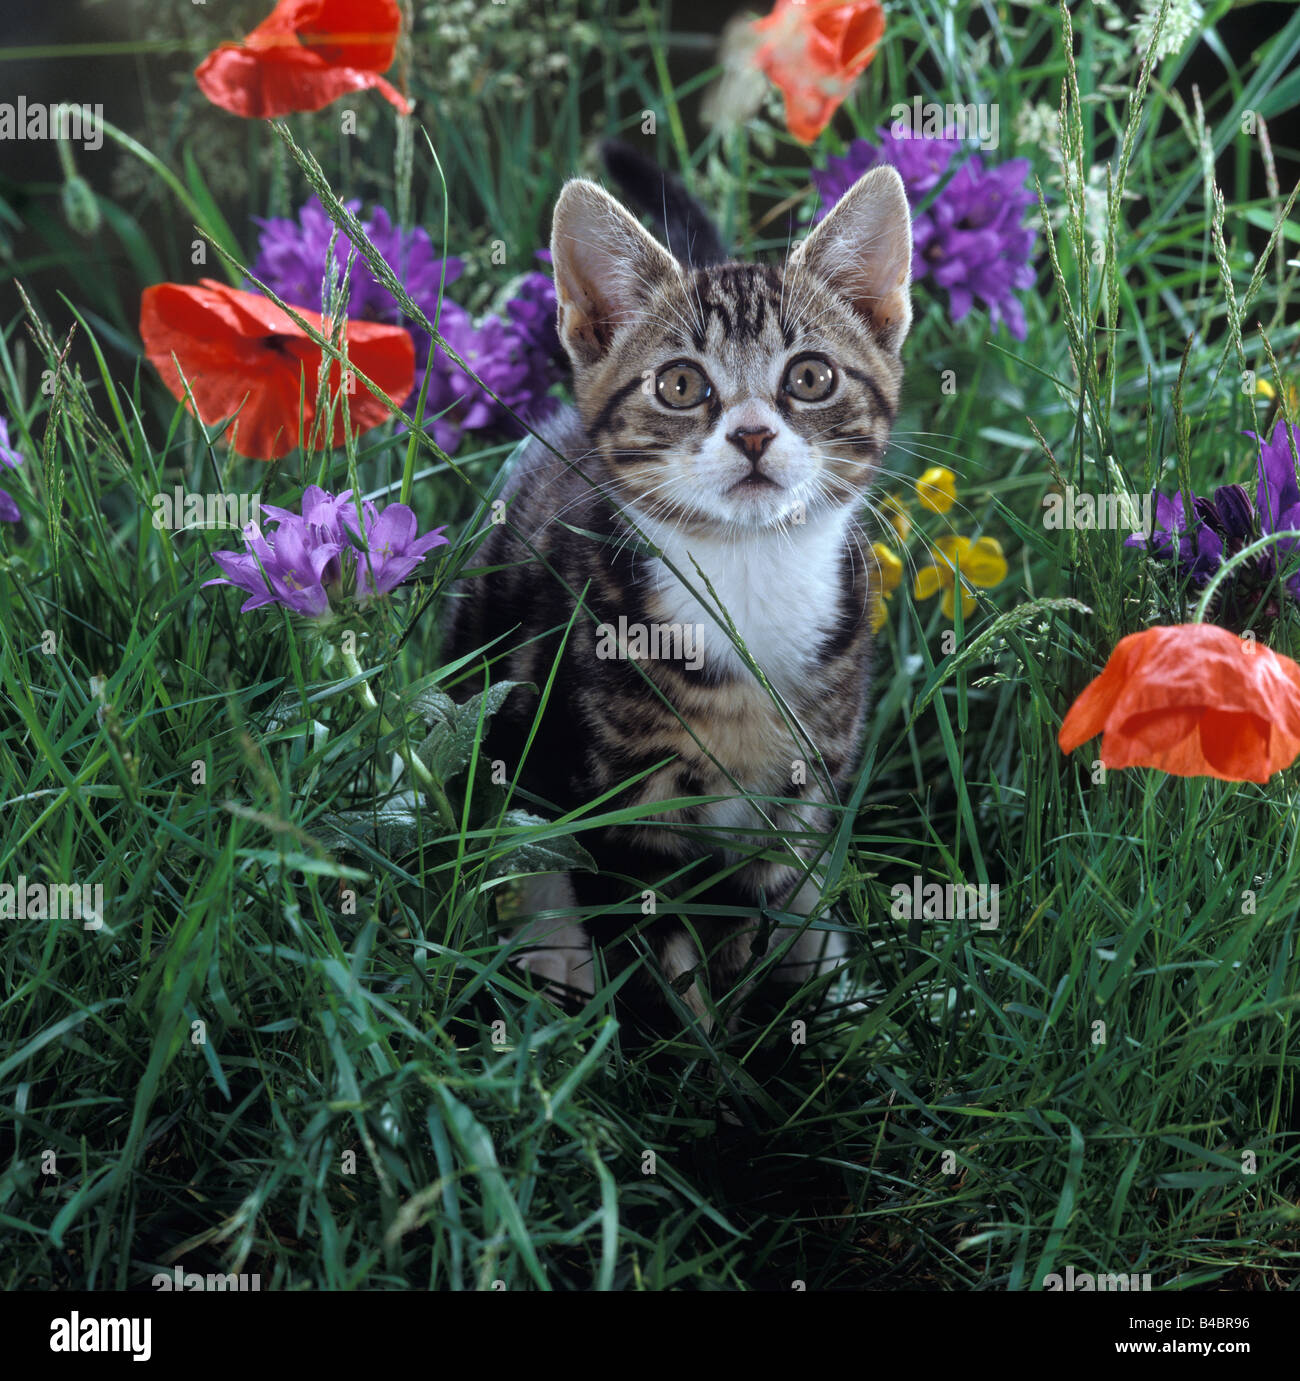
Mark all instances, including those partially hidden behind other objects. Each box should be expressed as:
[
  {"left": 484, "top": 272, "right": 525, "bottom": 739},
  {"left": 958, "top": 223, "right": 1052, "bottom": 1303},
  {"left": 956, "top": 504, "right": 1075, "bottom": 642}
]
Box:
[
  {"left": 195, "top": 0, "right": 409, "bottom": 119},
  {"left": 752, "top": 0, "right": 885, "bottom": 144},
  {"left": 1059, "top": 624, "right": 1300, "bottom": 782},
  {"left": 140, "top": 280, "right": 414, "bottom": 461},
  {"left": 196, "top": 46, "right": 410, "bottom": 118},
  {"left": 1197, "top": 707, "right": 1274, "bottom": 782},
  {"left": 1119, "top": 706, "right": 1202, "bottom": 756},
  {"left": 1057, "top": 632, "right": 1145, "bottom": 754}
]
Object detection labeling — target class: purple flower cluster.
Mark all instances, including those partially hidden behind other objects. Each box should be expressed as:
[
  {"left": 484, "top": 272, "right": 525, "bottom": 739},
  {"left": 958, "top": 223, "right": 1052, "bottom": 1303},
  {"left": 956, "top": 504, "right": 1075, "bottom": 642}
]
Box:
[
  {"left": 814, "top": 131, "right": 1038, "bottom": 340},
  {"left": 1124, "top": 421, "right": 1300, "bottom": 632},
  {"left": 251, "top": 198, "right": 459, "bottom": 329},
  {"left": 432, "top": 253, "right": 561, "bottom": 439},
  {"left": 250, "top": 201, "right": 564, "bottom": 453},
  {"left": 205, "top": 485, "right": 448, "bottom": 618},
  {"left": 0, "top": 415, "right": 22, "bottom": 523}
]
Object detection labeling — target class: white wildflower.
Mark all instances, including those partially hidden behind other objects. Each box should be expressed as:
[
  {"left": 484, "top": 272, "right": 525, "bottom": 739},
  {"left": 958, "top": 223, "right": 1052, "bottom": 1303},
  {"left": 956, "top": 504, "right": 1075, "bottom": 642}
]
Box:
[
  {"left": 1014, "top": 102, "right": 1059, "bottom": 150},
  {"left": 1132, "top": 0, "right": 1204, "bottom": 62}
]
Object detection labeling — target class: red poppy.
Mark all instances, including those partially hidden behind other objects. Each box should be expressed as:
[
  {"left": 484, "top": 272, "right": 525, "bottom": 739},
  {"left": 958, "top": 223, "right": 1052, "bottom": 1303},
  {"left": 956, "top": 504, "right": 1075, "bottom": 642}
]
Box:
[
  {"left": 751, "top": 0, "right": 885, "bottom": 143},
  {"left": 195, "top": 0, "right": 410, "bottom": 119},
  {"left": 1058, "top": 623, "right": 1300, "bottom": 783},
  {"left": 140, "top": 279, "right": 415, "bottom": 462}
]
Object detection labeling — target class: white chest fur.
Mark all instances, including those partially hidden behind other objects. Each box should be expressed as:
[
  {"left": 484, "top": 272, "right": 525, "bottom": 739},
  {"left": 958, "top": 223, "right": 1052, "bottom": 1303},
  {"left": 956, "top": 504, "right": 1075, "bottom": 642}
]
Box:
[{"left": 630, "top": 507, "right": 856, "bottom": 689}]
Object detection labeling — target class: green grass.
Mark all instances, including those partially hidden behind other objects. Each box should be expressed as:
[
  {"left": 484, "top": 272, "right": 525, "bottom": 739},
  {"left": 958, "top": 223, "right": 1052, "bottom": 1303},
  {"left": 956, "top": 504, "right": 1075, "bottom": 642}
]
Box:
[{"left": 3, "top": 0, "right": 1300, "bottom": 1290}]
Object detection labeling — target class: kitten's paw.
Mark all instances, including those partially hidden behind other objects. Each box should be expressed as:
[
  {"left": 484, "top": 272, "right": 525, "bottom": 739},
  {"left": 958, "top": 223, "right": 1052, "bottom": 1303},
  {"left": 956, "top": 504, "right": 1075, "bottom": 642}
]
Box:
[
  {"left": 768, "top": 879, "right": 850, "bottom": 984},
  {"left": 509, "top": 874, "right": 595, "bottom": 999},
  {"left": 769, "top": 923, "right": 849, "bottom": 983},
  {"left": 658, "top": 931, "right": 713, "bottom": 1029}
]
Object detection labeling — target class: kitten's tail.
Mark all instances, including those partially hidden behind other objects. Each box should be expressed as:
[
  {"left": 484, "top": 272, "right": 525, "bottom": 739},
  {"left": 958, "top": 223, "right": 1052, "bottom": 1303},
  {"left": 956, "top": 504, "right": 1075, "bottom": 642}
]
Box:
[{"left": 599, "top": 139, "right": 727, "bottom": 268}]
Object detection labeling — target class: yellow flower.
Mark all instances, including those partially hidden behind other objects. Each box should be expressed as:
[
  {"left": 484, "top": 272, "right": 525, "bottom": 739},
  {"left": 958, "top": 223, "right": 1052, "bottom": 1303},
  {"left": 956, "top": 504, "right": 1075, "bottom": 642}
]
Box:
[
  {"left": 917, "top": 465, "right": 957, "bottom": 515},
  {"left": 869, "top": 541, "right": 903, "bottom": 632},
  {"left": 1257, "top": 376, "right": 1299, "bottom": 415},
  {"left": 880, "top": 491, "right": 911, "bottom": 543},
  {"left": 914, "top": 535, "right": 1007, "bottom": 619}
]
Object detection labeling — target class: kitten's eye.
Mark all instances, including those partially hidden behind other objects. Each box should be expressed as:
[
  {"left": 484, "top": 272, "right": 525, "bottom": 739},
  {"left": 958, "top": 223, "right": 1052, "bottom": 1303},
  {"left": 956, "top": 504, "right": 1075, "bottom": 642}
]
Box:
[
  {"left": 655, "top": 361, "right": 712, "bottom": 409},
  {"left": 784, "top": 355, "right": 836, "bottom": 402}
]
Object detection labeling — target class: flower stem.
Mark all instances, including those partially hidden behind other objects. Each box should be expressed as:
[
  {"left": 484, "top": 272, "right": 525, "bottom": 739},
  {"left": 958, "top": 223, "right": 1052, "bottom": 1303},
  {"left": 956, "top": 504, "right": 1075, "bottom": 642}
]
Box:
[{"left": 340, "top": 647, "right": 457, "bottom": 832}]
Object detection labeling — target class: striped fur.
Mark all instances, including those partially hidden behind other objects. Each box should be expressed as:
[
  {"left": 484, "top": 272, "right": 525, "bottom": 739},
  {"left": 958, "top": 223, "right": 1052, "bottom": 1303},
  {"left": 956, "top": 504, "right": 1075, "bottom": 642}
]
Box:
[{"left": 443, "top": 168, "right": 912, "bottom": 1023}]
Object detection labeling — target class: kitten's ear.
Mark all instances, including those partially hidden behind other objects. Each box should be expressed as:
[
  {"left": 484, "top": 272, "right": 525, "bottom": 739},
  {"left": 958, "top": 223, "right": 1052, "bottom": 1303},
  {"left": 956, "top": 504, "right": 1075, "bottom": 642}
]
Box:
[
  {"left": 793, "top": 166, "right": 913, "bottom": 354},
  {"left": 551, "top": 179, "right": 681, "bottom": 367}
]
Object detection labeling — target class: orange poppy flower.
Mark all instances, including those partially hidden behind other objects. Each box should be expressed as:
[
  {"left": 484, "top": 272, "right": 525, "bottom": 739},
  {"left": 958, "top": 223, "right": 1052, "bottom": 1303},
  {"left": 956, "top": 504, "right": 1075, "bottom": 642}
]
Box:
[
  {"left": 751, "top": 0, "right": 885, "bottom": 143},
  {"left": 196, "top": 0, "right": 410, "bottom": 120},
  {"left": 140, "top": 279, "right": 415, "bottom": 462},
  {"left": 1058, "top": 624, "right": 1300, "bottom": 784}
]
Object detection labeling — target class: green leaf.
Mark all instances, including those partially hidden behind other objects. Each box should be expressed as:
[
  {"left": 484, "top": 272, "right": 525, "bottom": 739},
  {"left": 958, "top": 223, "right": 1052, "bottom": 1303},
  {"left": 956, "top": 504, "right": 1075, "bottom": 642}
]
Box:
[
  {"left": 314, "top": 807, "right": 427, "bottom": 861},
  {"left": 1243, "top": 207, "right": 1300, "bottom": 246},
  {"left": 416, "top": 680, "right": 523, "bottom": 780},
  {"left": 183, "top": 146, "right": 245, "bottom": 268},
  {"left": 488, "top": 809, "right": 597, "bottom": 877}
]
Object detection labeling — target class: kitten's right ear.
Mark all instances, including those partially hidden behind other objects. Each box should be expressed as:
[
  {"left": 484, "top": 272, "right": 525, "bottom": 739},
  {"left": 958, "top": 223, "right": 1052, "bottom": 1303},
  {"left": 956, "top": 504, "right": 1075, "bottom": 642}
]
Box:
[
  {"left": 793, "top": 165, "right": 913, "bottom": 354},
  {"left": 551, "top": 179, "right": 681, "bottom": 367}
]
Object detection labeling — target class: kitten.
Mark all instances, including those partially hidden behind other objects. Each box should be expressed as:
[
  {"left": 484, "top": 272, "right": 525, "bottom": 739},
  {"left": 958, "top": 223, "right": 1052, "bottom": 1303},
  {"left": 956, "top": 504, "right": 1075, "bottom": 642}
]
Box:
[{"left": 443, "top": 155, "right": 912, "bottom": 1027}]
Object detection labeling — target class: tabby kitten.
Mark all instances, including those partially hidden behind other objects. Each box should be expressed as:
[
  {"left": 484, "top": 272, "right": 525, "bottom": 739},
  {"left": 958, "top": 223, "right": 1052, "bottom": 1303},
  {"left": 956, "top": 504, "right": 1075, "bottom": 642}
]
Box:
[{"left": 443, "top": 159, "right": 912, "bottom": 1026}]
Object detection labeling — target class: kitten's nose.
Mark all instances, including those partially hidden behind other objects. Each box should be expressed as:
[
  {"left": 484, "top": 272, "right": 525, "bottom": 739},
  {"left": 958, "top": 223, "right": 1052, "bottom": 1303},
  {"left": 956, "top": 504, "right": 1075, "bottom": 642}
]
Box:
[{"left": 726, "top": 426, "right": 776, "bottom": 462}]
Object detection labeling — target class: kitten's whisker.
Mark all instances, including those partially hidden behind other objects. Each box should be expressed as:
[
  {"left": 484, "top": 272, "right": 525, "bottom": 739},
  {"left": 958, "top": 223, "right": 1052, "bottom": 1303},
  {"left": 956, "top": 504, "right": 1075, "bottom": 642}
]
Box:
[{"left": 813, "top": 451, "right": 996, "bottom": 556}]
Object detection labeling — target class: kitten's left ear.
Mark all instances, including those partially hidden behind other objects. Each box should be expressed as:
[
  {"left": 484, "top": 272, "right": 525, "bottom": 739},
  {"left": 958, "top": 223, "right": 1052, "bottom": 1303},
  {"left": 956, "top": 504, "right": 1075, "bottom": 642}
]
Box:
[
  {"left": 551, "top": 178, "right": 682, "bottom": 368},
  {"left": 794, "top": 166, "right": 913, "bottom": 354}
]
